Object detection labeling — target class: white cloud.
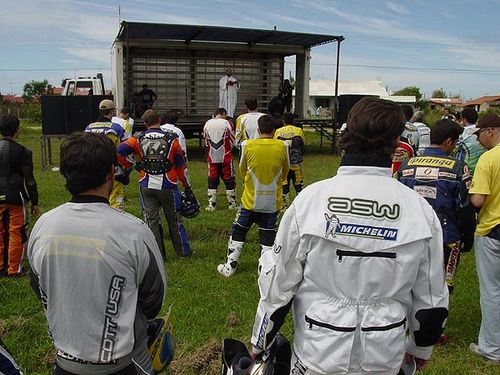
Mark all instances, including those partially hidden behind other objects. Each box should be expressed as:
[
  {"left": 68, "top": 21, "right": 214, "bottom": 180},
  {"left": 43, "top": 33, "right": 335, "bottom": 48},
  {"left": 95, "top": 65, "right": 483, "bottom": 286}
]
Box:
[{"left": 385, "top": 1, "right": 410, "bottom": 15}]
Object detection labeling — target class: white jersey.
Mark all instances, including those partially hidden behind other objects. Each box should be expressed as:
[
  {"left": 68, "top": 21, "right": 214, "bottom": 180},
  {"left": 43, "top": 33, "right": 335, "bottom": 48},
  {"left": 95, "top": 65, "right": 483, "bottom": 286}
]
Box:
[
  {"left": 160, "top": 123, "right": 187, "bottom": 157},
  {"left": 203, "top": 118, "right": 234, "bottom": 164},
  {"left": 251, "top": 161, "right": 449, "bottom": 374},
  {"left": 413, "top": 121, "right": 431, "bottom": 156},
  {"left": 112, "top": 116, "right": 134, "bottom": 138},
  {"left": 219, "top": 75, "right": 239, "bottom": 117},
  {"left": 235, "top": 112, "right": 264, "bottom": 145}
]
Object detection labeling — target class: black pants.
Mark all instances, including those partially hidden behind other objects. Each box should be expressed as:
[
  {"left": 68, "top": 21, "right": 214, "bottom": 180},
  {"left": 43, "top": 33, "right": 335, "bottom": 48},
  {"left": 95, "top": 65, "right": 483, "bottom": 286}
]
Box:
[{"left": 54, "top": 363, "right": 137, "bottom": 375}]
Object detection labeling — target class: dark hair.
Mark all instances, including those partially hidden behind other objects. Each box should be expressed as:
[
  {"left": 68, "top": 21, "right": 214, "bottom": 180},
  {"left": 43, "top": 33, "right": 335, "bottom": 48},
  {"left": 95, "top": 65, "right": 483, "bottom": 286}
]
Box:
[
  {"left": 430, "top": 119, "right": 463, "bottom": 144},
  {"left": 400, "top": 105, "right": 413, "bottom": 122},
  {"left": 120, "top": 107, "right": 131, "bottom": 115},
  {"left": 244, "top": 96, "right": 258, "bottom": 111},
  {"left": 215, "top": 107, "right": 227, "bottom": 116},
  {"left": 258, "top": 115, "right": 276, "bottom": 135},
  {"left": 143, "top": 109, "right": 161, "bottom": 126},
  {"left": 283, "top": 112, "right": 294, "bottom": 125},
  {"left": 339, "top": 97, "right": 405, "bottom": 155},
  {"left": 461, "top": 108, "right": 478, "bottom": 124},
  {"left": 60, "top": 132, "right": 116, "bottom": 196},
  {"left": 100, "top": 108, "right": 114, "bottom": 117},
  {"left": 161, "top": 110, "right": 179, "bottom": 125},
  {"left": 0, "top": 115, "right": 20, "bottom": 137}
]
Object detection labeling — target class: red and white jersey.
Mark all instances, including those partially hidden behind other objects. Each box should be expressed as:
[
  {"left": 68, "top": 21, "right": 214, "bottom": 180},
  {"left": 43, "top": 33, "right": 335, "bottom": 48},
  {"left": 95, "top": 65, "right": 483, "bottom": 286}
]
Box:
[
  {"left": 392, "top": 140, "right": 414, "bottom": 174},
  {"left": 203, "top": 118, "right": 235, "bottom": 164}
]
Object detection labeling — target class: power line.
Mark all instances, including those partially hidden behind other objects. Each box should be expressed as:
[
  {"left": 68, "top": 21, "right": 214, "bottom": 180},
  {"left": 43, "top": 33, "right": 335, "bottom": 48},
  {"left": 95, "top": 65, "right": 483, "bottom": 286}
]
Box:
[
  {"left": 284, "top": 61, "right": 500, "bottom": 74},
  {"left": 0, "top": 68, "right": 111, "bottom": 72}
]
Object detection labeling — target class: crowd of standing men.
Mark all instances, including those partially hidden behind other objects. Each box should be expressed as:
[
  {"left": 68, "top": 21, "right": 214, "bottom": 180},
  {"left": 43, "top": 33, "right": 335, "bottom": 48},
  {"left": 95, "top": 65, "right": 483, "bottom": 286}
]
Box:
[{"left": 0, "top": 73, "right": 499, "bottom": 373}]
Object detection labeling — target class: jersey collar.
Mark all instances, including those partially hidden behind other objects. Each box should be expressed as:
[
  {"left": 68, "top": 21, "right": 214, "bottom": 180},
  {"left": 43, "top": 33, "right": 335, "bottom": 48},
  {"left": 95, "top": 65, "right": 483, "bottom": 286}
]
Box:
[
  {"left": 70, "top": 195, "right": 110, "bottom": 204},
  {"left": 340, "top": 152, "right": 392, "bottom": 168}
]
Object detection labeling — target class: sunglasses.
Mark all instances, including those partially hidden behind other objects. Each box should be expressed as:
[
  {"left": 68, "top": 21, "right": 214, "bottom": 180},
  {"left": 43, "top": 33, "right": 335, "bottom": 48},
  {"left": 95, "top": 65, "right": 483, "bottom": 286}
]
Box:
[{"left": 476, "top": 127, "right": 491, "bottom": 135}]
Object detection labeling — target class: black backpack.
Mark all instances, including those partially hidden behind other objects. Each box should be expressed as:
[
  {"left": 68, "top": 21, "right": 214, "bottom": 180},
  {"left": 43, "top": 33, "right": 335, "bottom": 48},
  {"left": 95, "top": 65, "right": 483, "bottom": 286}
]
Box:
[
  {"left": 138, "top": 132, "right": 177, "bottom": 175},
  {"left": 277, "top": 135, "right": 305, "bottom": 165},
  {"left": 0, "top": 140, "right": 11, "bottom": 199}
]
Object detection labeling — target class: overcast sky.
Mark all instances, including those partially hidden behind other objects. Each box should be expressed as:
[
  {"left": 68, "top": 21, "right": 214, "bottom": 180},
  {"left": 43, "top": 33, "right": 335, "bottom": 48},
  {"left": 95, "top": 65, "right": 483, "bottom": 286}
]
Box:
[{"left": 1, "top": 0, "right": 499, "bottom": 99}]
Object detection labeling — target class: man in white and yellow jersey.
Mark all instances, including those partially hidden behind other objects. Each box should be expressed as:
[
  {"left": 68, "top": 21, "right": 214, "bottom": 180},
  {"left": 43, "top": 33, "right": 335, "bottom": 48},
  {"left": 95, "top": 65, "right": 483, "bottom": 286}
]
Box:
[
  {"left": 217, "top": 115, "right": 289, "bottom": 277},
  {"left": 234, "top": 95, "right": 264, "bottom": 147},
  {"left": 274, "top": 112, "right": 305, "bottom": 208}
]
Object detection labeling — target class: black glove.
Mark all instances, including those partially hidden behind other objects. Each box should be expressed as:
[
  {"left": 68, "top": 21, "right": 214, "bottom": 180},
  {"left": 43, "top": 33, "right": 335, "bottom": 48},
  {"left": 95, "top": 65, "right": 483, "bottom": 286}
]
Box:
[
  {"left": 461, "top": 235, "right": 474, "bottom": 252},
  {"left": 184, "top": 188, "right": 195, "bottom": 201}
]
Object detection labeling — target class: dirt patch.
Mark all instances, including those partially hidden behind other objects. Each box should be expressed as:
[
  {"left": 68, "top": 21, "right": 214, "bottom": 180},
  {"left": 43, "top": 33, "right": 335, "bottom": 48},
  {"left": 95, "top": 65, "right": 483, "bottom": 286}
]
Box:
[
  {"left": 225, "top": 312, "right": 239, "bottom": 328},
  {"left": 169, "top": 339, "right": 221, "bottom": 375}
]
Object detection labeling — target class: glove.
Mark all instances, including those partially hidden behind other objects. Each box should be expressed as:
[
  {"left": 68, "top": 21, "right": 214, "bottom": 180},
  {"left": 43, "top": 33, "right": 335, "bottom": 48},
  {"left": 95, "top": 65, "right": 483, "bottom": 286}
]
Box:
[
  {"left": 184, "top": 188, "right": 195, "bottom": 201},
  {"left": 461, "top": 235, "right": 474, "bottom": 252}
]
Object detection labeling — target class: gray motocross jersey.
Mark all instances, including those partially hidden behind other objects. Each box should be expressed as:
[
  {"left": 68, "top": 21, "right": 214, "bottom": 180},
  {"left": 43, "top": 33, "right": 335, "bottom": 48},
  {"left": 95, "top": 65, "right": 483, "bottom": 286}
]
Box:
[{"left": 28, "top": 198, "right": 166, "bottom": 369}]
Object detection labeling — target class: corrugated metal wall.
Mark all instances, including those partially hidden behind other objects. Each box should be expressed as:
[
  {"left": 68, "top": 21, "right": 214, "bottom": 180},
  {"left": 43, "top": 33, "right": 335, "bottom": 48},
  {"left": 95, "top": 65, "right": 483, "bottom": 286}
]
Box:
[{"left": 124, "top": 49, "right": 283, "bottom": 117}]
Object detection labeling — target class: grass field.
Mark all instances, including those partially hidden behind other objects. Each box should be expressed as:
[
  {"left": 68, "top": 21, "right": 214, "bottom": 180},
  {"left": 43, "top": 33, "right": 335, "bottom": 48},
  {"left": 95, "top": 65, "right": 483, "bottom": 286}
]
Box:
[{"left": 0, "top": 123, "right": 497, "bottom": 374}]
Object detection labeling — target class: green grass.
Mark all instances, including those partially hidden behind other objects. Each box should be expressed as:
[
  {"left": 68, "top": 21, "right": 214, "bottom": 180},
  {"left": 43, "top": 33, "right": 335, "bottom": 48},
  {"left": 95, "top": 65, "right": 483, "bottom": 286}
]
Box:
[{"left": 0, "top": 124, "right": 497, "bottom": 374}]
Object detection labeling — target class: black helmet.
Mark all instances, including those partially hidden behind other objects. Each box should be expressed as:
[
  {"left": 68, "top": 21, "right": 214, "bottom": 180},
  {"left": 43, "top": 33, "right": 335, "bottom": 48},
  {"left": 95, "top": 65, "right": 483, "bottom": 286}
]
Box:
[
  {"left": 221, "top": 334, "right": 291, "bottom": 375},
  {"left": 180, "top": 191, "right": 200, "bottom": 218}
]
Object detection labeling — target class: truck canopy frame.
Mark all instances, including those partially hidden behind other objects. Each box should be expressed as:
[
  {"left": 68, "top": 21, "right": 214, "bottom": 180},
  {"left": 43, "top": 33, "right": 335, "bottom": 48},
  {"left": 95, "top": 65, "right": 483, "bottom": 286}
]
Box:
[{"left": 113, "top": 21, "right": 344, "bottom": 120}]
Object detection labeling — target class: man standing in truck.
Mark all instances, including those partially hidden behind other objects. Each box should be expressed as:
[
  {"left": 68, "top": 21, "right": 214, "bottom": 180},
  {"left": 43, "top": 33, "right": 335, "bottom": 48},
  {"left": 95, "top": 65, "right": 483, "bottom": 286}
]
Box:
[
  {"left": 219, "top": 67, "right": 239, "bottom": 117},
  {"left": 139, "top": 84, "right": 157, "bottom": 111}
]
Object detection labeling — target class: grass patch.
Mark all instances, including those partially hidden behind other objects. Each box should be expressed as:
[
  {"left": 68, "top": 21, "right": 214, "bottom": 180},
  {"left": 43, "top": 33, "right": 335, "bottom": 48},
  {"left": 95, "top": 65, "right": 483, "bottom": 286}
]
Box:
[{"left": 0, "top": 124, "right": 495, "bottom": 374}]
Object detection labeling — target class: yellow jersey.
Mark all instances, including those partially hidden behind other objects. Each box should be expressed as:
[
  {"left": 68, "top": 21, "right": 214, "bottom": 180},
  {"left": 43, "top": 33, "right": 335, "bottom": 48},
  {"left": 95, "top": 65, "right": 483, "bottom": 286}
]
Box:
[
  {"left": 239, "top": 138, "right": 289, "bottom": 212},
  {"left": 274, "top": 124, "right": 305, "bottom": 165},
  {"left": 470, "top": 144, "right": 500, "bottom": 236}
]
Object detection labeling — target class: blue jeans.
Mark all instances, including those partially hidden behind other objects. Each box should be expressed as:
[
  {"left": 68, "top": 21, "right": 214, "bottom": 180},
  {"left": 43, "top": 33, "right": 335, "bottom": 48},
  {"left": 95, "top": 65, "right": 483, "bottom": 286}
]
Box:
[{"left": 474, "top": 235, "right": 500, "bottom": 360}]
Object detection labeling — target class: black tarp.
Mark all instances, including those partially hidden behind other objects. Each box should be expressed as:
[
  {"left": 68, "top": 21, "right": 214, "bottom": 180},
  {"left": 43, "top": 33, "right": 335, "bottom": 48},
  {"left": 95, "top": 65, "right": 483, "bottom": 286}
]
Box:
[{"left": 116, "top": 22, "right": 343, "bottom": 48}]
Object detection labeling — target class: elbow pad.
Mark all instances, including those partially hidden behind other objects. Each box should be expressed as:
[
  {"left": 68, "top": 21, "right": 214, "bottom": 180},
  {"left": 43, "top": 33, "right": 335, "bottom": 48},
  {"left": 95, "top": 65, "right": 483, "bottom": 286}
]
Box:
[{"left": 414, "top": 308, "right": 448, "bottom": 347}]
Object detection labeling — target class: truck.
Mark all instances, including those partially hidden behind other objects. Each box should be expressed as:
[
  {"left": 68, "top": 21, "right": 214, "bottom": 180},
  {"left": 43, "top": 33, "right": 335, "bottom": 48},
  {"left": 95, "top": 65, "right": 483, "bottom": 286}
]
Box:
[
  {"left": 60, "top": 73, "right": 106, "bottom": 96},
  {"left": 110, "top": 22, "right": 343, "bottom": 137},
  {"left": 41, "top": 73, "right": 113, "bottom": 136}
]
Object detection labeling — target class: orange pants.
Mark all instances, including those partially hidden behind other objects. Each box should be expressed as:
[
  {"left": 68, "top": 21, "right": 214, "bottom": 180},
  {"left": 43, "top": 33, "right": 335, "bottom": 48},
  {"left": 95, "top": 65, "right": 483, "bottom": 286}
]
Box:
[{"left": 0, "top": 204, "right": 27, "bottom": 275}]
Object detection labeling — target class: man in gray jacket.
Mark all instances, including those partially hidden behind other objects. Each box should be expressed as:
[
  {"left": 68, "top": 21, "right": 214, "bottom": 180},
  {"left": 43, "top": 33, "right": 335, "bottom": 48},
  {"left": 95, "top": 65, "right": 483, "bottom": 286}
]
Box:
[
  {"left": 251, "top": 98, "right": 449, "bottom": 374},
  {"left": 28, "top": 132, "right": 166, "bottom": 375}
]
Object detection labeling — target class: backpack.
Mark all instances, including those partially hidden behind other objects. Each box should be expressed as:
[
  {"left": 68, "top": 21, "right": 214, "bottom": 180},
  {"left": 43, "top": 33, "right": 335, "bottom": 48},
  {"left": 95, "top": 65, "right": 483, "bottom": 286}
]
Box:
[
  {"left": 0, "top": 140, "right": 11, "bottom": 199},
  {"left": 138, "top": 132, "right": 177, "bottom": 175},
  {"left": 278, "top": 135, "right": 304, "bottom": 165}
]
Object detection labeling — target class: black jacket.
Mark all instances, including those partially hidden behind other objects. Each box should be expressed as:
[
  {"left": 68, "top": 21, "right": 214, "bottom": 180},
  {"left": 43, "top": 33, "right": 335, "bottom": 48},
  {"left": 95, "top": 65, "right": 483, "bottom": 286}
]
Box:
[{"left": 0, "top": 138, "right": 38, "bottom": 206}]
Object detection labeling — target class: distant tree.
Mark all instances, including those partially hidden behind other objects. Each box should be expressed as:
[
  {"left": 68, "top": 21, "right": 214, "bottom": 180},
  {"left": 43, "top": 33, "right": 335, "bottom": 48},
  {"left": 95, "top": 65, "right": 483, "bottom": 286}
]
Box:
[
  {"left": 432, "top": 88, "right": 447, "bottom": 98},
  {"left": 449, "top": 92, "right": 462, "bottom": 99},
  {"left": 0, "top": 92, "right": 3, "bottom": 104},
  {"left": 393, "top": 86, "right": 423, "bottom": 101},
  {"left": 22, "top": 80, "right": 53, "bottom": 103}
]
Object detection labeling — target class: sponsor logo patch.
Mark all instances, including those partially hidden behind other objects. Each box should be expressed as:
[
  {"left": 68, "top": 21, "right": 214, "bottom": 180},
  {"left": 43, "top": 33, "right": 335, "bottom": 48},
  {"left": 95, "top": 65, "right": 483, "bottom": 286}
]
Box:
[
  {"left": 273, "top": 244, "right": 282, "bottom": 254},
  {"left": 408, "top": 156, "right": 456, "bottom": 168},
  {"left": 256, "top": 314, "right": 269, "bottom": 351},
  {"left": 402, "top": 169, "right": 415, "bottom": 176},
  {"left": 414, "top": 185, "right": 437, "bottom": 199},
  {"left": 324, "top": 213, "right": 398, "bottom": 241},
  {"left": 415, "top": 167, "right": 439, "bottom": 180},
  {"left": 334, "top": 223, "right": 398, "bottom": 241},
  {"left": 327, "top": 197, "right": 400, "bottom": 220},
  {"left": 438, "top": 171, "right": 457, "bottom": 179},
  {"left": 325, "top": 213, "right": 340, "bottom": 239}
]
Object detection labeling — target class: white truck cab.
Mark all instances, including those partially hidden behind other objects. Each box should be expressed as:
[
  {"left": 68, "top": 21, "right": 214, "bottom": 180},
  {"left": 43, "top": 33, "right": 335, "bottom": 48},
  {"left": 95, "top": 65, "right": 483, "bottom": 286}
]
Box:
[{"left": 61, "top": 73, "right": 105, "bottom": 96}]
